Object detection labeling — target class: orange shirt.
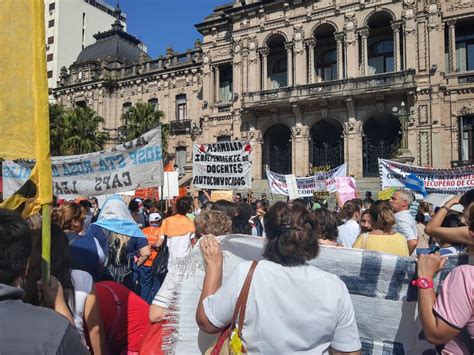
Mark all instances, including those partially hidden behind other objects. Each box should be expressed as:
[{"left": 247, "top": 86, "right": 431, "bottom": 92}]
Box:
[
  {"left": 142, "top": 226, "right": 161, "bottom": 267},
  {"left": 160, "top": 214, "right": 195, "bottom": 238}
]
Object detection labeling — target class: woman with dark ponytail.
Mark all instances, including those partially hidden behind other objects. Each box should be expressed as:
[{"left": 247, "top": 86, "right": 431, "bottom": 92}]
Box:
[
  {"left": 196, "top": 202, "right": 362, "bottom": 354},
  {"left": 352, "top": 202, "right": 409, "bottom": 256}
]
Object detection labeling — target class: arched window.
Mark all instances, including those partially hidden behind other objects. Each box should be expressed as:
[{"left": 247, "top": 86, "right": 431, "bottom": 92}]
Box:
[
  {"left": 368, "top": 39, "right": 394, "bottom": 74},
  {"left": 272, "top": 58, "right": 287, "bottom": 74},
  {"left": 269, "top": 56, "right": 288, "bottom": 88},
  {"left": 317, "top": 49, "right": 337, "bottom": 81}
]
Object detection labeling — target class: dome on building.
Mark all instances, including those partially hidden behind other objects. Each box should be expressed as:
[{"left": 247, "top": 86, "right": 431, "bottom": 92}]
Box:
[{"left": 75, "top": 19, "right": 150, "bottom": 65}]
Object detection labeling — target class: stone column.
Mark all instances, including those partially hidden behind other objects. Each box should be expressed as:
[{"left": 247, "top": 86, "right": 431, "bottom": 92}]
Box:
[
  {"left": 305, "top": 39, "right": 316, "bottom": 83},
  {"left": 359, "top": 27, "right": 369, "bottom": 76},
  {"left": 242, "top": 47, "right": 249, "bottom": 94},
  {"left": 285, "top": 42, "right": 294, "bottom": 87},
  {"left": 259, "top": 47, "right": 269, "bottom": 90},
  {"left": 344, "top": 28, "right": 359, "bottom": 78},
  {"left": 292, "top": 126, "right": 310, "bottom": 176},
  {"left": 294, "top": 39, "right": 306, "bottom": 85},
  {"left": 343, "top": 120, "right": 364, "bottom": 177},
  {"left": 391, "top": 22, "right": 401, "bottom": 71},
  {"left": 209, "top": 65, "right": 215, "bottom": 104},
  {"left": 202, "top": 56, "right": 211, "bottom": 106},
  {"left": 232, "top": 44, "right": 242, "bottom": 106},
  {"left": 215, "top": 65, "right": 220, "bottom": 103},
  {"left": 448, "top": 20, "right": 456, "bottom": 72},
  {"left": 403, "top": 16, "right": 416, "bottom": 70},
  {"left": 334, "top": 32, "right": 345, "bottom": 79},
  {"left": 248, "top": 40, "right": 259, "bottom": 92},
  {"left": 252, "top": 136, "right": 263, "bottom": 180}
]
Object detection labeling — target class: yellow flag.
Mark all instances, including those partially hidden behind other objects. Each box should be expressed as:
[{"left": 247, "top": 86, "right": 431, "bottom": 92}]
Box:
[
  {"left": 0, "top": 0, "right": 52, "bottom": 213},
  {"left": 378, "top": 187, "right": 397, "bottom": 201}
]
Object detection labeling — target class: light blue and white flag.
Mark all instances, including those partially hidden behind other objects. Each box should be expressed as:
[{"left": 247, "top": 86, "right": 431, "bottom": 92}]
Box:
[
  {"left": 92, "top": 194, "right": 146, "bottom": 238},
  {"left": 404, "top": 173, "right": 428, "bottom": 197}
]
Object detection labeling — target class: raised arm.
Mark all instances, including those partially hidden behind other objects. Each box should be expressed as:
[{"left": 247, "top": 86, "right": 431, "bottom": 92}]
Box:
[
  {"left": 196, "top": 235, "right": 224, "bottom": 334},
  {"left": 416, "top": 254, "right": 461, "bottom": 344},
  {"left": 425, "top": 197, "right": 473, "bottom": 246}
]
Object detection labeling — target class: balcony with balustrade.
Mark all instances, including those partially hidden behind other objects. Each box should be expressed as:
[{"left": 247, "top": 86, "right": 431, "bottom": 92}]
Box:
[
  {"left": 241, "top": 69, "right": 417, "bottom": 109},
  {"left": 169, "top": 119, "right": 192, "bottom": 135}
]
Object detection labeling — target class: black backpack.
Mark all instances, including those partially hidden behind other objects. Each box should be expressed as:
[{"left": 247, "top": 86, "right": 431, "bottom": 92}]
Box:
[
  {"left": 105, "top": 233, "right": 132, "bottom": 284},
  {"left": 151, "top": 236, "right": 169, "bottom": 276}
]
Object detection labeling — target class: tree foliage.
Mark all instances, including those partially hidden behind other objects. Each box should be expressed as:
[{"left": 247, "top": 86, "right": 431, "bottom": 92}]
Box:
[
  {"left": 49, "top": 104, "right": 109, "bottom": 155},
  {"left": 49, "top": 103, "right": 66, "bottom": 156},
  {"left": 118, "top": 102, "right": 169, "bottom": 152}
]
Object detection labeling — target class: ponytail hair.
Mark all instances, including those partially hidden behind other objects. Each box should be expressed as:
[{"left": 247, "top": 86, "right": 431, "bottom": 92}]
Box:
[
  {"left": 339, "top": 200, "right": 361, "bottom": 220},
  {"left": 369, "top": 203, "right": 395, "bottom": 233},
  {"left": 51, "top": 202, "right": 85, "bottom": 231},
  {"left": 263, "top": 202, "right": 320, "bottom": 266}
]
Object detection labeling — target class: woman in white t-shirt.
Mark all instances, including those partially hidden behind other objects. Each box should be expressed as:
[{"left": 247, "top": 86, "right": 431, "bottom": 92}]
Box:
[
  {"left": 196, "top": 202, "right": 362, "bottom": 355},
  {"left": 24, "top": 223, "right": 106, "bottom": 355},
  {"left": 337, "top": 200, "right": 361, "bottom": 248}
]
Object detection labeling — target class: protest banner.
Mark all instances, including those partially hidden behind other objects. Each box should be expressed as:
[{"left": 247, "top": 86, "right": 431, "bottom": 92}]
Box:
[
  {"left": 210, "top": 190, "right": 233, "bottom": 202},
  {"left": 162, "top": 171, "right": 179, "bottom": 199},
  {"left": 266, "top": 163, "right": 347, "bottom": 197},
  {"left": 379, "top": 158, "right": 474, "bottom": 193},
  {"left": 3, "top": 127, "right": 164, "bottom": 198},
  {"left": 192, "top": 141, "right": 252, "bottom": 189},
  {"left": 161, "top": 235, "right": 474, "bottom": 354},
  {"left": 336, "top": 176, "right": 358, "bottom": 205},
  {"left": 285, "top": 174, "right": 299, "bottom": 200}
]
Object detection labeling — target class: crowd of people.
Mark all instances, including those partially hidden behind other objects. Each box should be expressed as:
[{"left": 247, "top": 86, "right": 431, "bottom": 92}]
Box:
[{"left": 0, "top": 187, "right": 473, "bottom": 354}]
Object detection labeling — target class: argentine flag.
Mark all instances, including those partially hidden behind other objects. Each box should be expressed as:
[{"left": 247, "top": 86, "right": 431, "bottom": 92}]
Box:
[
  {"left": 92, "top": 194, "right": 146, "bottom": 238},
  {"left": 404, "top": 173, "right": 427, "bottom": 197}
]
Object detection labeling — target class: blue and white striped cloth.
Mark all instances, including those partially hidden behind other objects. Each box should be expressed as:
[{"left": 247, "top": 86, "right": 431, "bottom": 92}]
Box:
[{"left": 92, "top": 194, "right": 146, "bottom": 238}]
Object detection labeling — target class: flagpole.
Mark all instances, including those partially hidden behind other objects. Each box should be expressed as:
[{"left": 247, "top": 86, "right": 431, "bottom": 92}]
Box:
[{"left": 41, "top": 204, "right": 51, "bottom": 283}]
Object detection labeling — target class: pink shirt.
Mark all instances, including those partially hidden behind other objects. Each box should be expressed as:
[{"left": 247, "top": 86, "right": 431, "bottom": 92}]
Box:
[{"left": 433, "top": 265, "right": 474, "bottom": 354}]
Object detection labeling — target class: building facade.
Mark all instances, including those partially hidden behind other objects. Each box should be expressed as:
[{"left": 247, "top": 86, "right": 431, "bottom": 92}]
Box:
[
  {"left": 45, "top": 0, "right": 127, "bottom": 89},
  {"left": 53, "top": 0, "right": 474, "bottom": 180}
]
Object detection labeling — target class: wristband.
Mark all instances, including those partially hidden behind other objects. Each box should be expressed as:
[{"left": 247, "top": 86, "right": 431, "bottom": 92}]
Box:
[
  {"left": 411, "top": 277, "right": 434, "bottom": 289},
  {"left": 440, "top": 205, "right": 450, "bottom": 212}
]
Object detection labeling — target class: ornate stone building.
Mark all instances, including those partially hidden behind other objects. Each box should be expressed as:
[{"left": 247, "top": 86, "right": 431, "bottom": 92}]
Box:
[{"left": 54, "top": 0, "right": 474, "bottom": 181}]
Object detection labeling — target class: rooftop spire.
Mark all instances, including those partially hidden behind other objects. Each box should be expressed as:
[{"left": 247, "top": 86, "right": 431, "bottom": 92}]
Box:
[{"left": 111, "top": 0, "right": 124, "bottom": 32}]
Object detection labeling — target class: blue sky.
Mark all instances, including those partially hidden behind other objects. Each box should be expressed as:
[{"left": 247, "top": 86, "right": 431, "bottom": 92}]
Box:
[{"left": 105, "top": 0, "right": 226, "bottom": 59}]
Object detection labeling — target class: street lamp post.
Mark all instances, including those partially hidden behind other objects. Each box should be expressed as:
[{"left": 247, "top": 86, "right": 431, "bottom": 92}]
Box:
[{"left": 392, "top": 101, "right": 415, "bottom": 164}]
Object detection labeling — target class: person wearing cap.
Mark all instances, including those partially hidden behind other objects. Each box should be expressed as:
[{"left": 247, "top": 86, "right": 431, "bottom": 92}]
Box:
[{"left": 140, "top": 213, "right": 163, "bottom": 304}]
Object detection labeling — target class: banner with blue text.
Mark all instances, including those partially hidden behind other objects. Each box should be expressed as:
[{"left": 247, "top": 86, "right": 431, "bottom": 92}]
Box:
[
  {"left": 3, "top": 127, "right": 164, "bottom": 198},
  {"left": 379, "top": 158, "right": 474, "bottom": 193},
  {"left": 164, "top": 235, "right": 474, "bottom": 354}
]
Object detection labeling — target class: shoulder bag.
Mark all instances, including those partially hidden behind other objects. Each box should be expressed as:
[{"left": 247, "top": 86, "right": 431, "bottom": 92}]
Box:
[
  {"left": 205, "top": 260, "right": 259, "bottom": 355},
  {"left": 151, "top": 236, "right": 169, "bottom": 276}
]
